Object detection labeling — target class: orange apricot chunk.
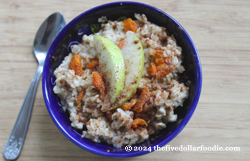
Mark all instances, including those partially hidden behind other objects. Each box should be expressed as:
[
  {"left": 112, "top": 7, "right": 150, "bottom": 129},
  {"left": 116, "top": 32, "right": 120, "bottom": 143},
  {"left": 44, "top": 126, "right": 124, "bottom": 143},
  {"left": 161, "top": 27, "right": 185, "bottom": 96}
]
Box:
[
  {"left": 123, "top": 18, "right": 138, "bottom": 33},
  {"left": 118, "top": 39, "right": 125, "bottom": 49},
  {"left": 155, "top": 58, "right": 165, "bottom": 65},
  {"left": 92, "top": 71, "right": 105, "bottom": 100},
  {"left": 131, "top": 118, "right": 148, "bottom": 128},
  {"left": 87, "top": 59, "right": 99, "bottom": 69},
  {"left": 131, "top": 87, "right": 150, "bottom": 113},
  {"left": 147, "top": 63, "right": 157, "bottom": 77},
  {"left": 156, "top": 63, "right": 175, "bottom": 79},
  {"left": 77, "top": 88, "right": 86, "bottom": 110},
  {"left": 152, "top": 50, "right": 164, "bottom": 58},
  {"left": 121, "top": 99, "right": 138, "bottom": 111},
  {"left": 69, "top": 54, "right": 84, "bottom": 76}
]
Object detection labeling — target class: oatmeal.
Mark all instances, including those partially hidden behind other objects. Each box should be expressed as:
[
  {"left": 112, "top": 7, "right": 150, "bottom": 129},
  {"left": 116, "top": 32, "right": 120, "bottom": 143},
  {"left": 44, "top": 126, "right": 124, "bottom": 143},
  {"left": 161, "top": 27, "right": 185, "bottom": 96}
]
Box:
[{"left": 53, "top": 13, "right": 189, "bottom": 148}]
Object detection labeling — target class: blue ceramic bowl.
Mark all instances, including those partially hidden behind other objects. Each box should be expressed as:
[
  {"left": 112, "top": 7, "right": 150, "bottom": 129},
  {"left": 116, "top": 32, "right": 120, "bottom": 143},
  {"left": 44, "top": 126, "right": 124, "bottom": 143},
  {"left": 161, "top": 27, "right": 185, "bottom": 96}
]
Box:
[{"left": 42, "top": 1, "right": 202, "bottom": 158}]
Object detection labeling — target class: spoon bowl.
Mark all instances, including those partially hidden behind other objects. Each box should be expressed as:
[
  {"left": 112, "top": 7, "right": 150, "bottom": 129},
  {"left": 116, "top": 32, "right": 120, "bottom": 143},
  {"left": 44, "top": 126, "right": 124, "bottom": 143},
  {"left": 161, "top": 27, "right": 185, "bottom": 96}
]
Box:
[{"left": 34, "top": 13, "right": 66, "bottom": 66}]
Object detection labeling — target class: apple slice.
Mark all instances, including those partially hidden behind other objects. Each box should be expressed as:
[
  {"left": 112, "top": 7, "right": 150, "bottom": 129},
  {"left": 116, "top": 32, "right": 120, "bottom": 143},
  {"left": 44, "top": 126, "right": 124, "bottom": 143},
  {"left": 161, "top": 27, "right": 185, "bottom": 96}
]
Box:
[
  {"left": 109, "top": 31, "right": 144, "bottom": 110},
  {"left": 93, "top": 35, "right": 125, "bottom": 104}
]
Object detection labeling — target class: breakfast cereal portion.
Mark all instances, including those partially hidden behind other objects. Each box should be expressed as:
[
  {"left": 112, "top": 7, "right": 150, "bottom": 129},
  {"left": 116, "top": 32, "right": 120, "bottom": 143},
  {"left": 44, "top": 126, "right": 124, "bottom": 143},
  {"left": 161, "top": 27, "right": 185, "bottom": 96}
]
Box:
[{"left": 53, "top": 13, "right": 189, "bottom": 148}]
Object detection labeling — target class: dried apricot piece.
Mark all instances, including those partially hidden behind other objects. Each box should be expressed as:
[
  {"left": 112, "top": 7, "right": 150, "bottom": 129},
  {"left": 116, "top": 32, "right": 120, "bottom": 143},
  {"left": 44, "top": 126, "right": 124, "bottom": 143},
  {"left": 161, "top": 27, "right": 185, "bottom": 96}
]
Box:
[
  {"left": 152, "top": 50, "right": 164, "bottom": 58},
  {"left": 155, "top": 58, "right": 165, "bottom": 65},
  {"left": 147, "top": 63, "right": 157, "bottom": 77},
  {"left": 118, "top": 39, "right": 125, "bottom": 49},
  {"left": 77, "top": 88, "right": 86, "bottom": 110},
  {"left": 131, "top": 87, "right": 150, "bottom": 113},
  {"left": 123, "top": 18, "right": 138, "bottom": 33},
  {"left": 69, "top": 54, "right": 84, "bottom": 76},
  {"left": 121, "top": 99, "right": 138, "bottom": 111},
  {"left": 92, "top": 71, "right": 105, "bottom": 100},
  {"left": 87, "top": 59, "right": 99, "bottom": 69},
  {"left": 156, "top": 63, "right": 175, "bottom": 79},
  {"left": 131, "top": 118, "right": 148, "bottom": 128}
]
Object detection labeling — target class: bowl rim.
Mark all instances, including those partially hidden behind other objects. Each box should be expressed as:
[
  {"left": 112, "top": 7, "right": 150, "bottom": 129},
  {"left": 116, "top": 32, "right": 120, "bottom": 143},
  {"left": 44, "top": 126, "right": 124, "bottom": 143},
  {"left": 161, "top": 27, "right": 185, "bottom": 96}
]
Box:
[{"left": 42, "top": 1, "right": 202, "bottom": 158}]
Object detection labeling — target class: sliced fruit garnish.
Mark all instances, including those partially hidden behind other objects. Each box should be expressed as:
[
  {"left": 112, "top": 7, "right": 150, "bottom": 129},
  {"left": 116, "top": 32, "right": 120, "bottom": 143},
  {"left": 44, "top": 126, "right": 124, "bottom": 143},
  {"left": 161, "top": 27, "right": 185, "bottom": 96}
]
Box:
[
  {"left": 93, "top": 35, "right": 125, "bottom": 105},
  {"left": 108, "top": 31, "right": 144, "bottom": 110}
]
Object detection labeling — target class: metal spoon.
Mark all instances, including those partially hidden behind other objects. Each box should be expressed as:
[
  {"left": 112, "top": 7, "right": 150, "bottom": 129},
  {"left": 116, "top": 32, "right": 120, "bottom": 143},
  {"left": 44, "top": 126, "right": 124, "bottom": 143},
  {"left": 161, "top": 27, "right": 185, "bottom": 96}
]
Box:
[{"left": 3, "top": 12, "right": 66, "bottom": 160}]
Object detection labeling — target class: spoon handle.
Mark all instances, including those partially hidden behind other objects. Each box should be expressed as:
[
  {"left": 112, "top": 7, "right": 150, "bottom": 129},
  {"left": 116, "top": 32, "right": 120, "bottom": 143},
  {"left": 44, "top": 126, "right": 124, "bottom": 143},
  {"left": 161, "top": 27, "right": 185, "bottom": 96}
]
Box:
[{"left": 3, "top": 65, "right": 43, "bottom": 160}]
